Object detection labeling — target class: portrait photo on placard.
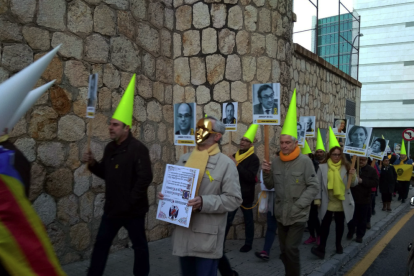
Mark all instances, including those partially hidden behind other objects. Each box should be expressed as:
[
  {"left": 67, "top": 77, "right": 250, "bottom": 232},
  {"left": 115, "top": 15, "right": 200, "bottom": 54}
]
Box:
[
  {"left": 297, "top": 121, "right": 306, "bottom": 146},
  {"left": 333, "top": 119, "right": 347, "bottom": 138},
  {"left": 222, "top": 102, "right": 238, "bottom": 131},
  {"left": 252, "top": 83, "right": 281, "bottom": 125},
  {"left": 300, "top": 116, "right": 316, "bottom": 137},
  {"left": 174, "top": 103, "right": 196, "bottom": 146},
  {"left": 343, "top": 125, "right": 373, "bottom": 156},
  {"left": 394, "top": 143, "right": 401, "bottom": 154},
  {"left": 368, "top": 137, "right": 389, "bottom": 160}
]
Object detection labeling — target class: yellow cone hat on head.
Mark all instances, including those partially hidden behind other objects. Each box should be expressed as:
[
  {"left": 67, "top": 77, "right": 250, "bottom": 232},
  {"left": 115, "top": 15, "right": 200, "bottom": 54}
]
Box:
[
  {"left": 281, "top": 89, "right": 297, "bottom": 139},
  {"left": 328, "top": 127, "right": 341, "bottom": 150},
  {"left": 400, "top": 139, "right": 407, "bottom": 155},
  {"left": 112, "top": 74, "right": 136, "bottom": 126},
  {"left": 301, "top": 140, "right": 312, "bottom": 155},
  {"left": 244, "top": 124, "right": 259, "bottom": 143},
  {"left": 316, "top": 128, "right": 326, "bottom": 152}
]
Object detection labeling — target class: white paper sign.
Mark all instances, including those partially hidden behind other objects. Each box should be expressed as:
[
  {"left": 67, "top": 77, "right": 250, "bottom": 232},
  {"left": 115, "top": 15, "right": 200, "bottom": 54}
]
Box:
[
  {"left": 297, "top": 121, "right": 306, "bottom": 147},
  {"left": 252, "top": 83, "right": 281, "bottom": 125},
  {"left": 300, "top": 116, "right": 316, "bottom": 138},
  {"left": 333, "top": 119, "right": 347, "bottom": 139},
  {"left": 260, "top": 170, "right": 274, "bottom": 191},
  {"left": 368, "top": 137, "right": 389, "bottom": 160},
  {"left": 156, "top": 164, "right": 199, "bottom": 228},
  {"left": 343, "top": 125, "right": 373, "bottom": 157},
  {"left": 222, "top": 102, "right": 238, "bottom": 131},
  {"left": 86, "top": 73, "right": 98, "bottom": 118}
]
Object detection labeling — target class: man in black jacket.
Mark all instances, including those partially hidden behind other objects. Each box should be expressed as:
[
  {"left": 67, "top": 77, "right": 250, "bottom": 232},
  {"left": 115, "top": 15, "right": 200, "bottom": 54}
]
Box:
[{"left": 347, "top": 156, "right": 378, "bottom": 243}]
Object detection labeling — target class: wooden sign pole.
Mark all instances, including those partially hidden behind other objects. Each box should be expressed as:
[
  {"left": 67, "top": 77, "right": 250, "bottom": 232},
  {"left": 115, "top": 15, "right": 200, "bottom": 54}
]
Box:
[
  {"left": 264, "top": 125, "right": 270, "bottom": 161},
  {"left": 357, "top": 156, "right": 360, "bottom": 176},
  {"left": 371, "top": 158, "right": 376, "bottom": 168},
  {"left": 87, "top": 119, "right": 93, "bottom": 151},
  {"left": 347, "top": 155, "right": 357, "bottom": 189},
  {"left": 183, "top": 146, "right": 187, "bottom": 154}
]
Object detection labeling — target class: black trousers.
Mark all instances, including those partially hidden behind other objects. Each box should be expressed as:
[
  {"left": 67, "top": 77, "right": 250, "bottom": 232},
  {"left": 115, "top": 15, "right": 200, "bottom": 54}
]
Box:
[
  {"left": 398, "top": 181, "right": 411, "bottom": 200},
  {"left": 318, "top": 211, "right": 345, "bottom": 252},
  {"left": 348, "top": 203, "right": 370, "bottom": 238},
  {"left": 88, "top": 214, "right": 149, "bottom": 276},
  {"left": 307, "top": 201, "right": 321, "bottom": 238},
  {"left": 382, "top": 192, "right": 392, "bottom": 203}
]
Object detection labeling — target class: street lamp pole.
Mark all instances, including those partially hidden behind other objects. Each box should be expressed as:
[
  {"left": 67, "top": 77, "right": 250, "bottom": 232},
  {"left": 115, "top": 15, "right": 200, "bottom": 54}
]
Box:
[{"left": 348, "top": 33, "right": 363, "bottom": 78}]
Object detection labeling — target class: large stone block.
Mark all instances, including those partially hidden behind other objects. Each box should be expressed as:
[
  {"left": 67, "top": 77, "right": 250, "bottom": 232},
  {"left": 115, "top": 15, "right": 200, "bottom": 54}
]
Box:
[
  {"left": 137, "top": 74, "right": 153, "bottom": 99},
  {"left": 70, "top": 223, "right": 90, "bottom": 251},
  {"left": 277, "top": 39, "right": 286, "bottom": 61},
  {"left": 174, "top": 57, "right": 190, "bottom": 86},
  {"left": 66, "top": 143, "right": 81, "bottom": 170},
  {"left": 14, "top": 138, "right": 36, "bottom": 162},
  {"left": 251, "top": 33, "right": 265, "bottom": 56},
  {"left": 213, "top": 81, "right": 230, "bottom": 102},
  {"left": 156, "top": 57, "right": 174, "bottom": 83},
  {"left": 38, "top": 142, "right": 65, "bottom": 167},
  {"left": 231, "top": 81, "right": 247, "bottom": 102},
  {"left": 137, "top": 22, "right": 160, "bottom": 56},
  {"left": 266, "top": 34, "right": 278, "bottom": 58},
  {"left": 225, "top": 55, "right": 241, "bottom": 81},
  {"left": 37, "top": 0, "right": 66, "bottom": 31},
  {"left": 58, "top": 115, "right": 85, "bottom": 141},
  {"left": 160, "top": 29, "right": 172, "bottom": 58},
  {"left": 258, "top": 8, "right": 271, "bottom": 33},
  {"left": 202, "top": 28, "right": 217, "bottom": 54},
  {"left": 80, "top": 191, "right": 95, "bottom": 222},
  {"left": 183, "top": 30, "right": 200, "bottom": 56},
  {"left": 57, "top": 194, "right": 80, "bottom": 226},
  {"left": 46, "top": 168, "right": 73, "bottom": 198},
  {"left": 33, "top": 193, "right": 56, "bottom": 225},
  {"left": 29, "top": 163, "right": 46, "bottom": 201},
  {"left": 94, "top": 4, "right": 116, "bottom": 36},
  {"left": 149, "top": 2, "right": 164, "bottom": 29},
  {"left": 34, "top": 54, "right": 63, "bottom": 84},
  {"left": 103, "top": 0, "right": 129, "bottom": 10},
  {"left": 193, "top": 2, "right": 210, "bottom": 29},
  {"left": 196, "top": 85, "right": 211, "bottom": 104},
  {"left": 65, "top": 60, "right": 89, "bottom": 87},
  {"left": 1, "top": 44, "right": 33, "bottom": 72},
  {"left": 241, "top": 101, "right": 253, "bottom": 124},
  {"left": 206, "top": 54, "right": 225, "bottom": 85},
  {"left": 218, "top": 29, "right": 235, "bottom": 55},
  {"left": 236, "top": 30, "right": 250, "bottom": 55},
  {"left": 111, "top": 36, "right": 140, "bottom": 72},
  {"left": 190, "top": 57, "right": 206, "bottom": 85},
  {"left": 133, "top": 95, "right": 147, "bottom": 122},
  {"left": 143, "top": 52, "right": 155, "bottom": 79},
  {"left": 176, "top": 5, "right": 192, "bottom": 31},
  {"left": 173, "top": 33, "right": 182, "bottom": 58},
  {"left": 147, "top": 101, "right": 163, "bottom": 122},
  {"left": 185, "top": 86, "right": 195, "bottom": 102},
  {"left": 85, "top": 34, "right": 109, "bottom": 63},
  {"left": 11, "top": 0, "right": 36, "bottom": 23},
  {"left": 244, "top": 5, "right": 257, "bottom": 32},
  {"left": 257, "top": 56, "right": 271, "bottom": 83},
  {"left": 228, "top": 6, "right": 243, "bottom": 30},
  {"left": 131, "top": 0, "right": 146, "bottom": 20},
  {"left": 51, "top": 32, "right": 83, "bottom": 59},
  {"left": 242, "top": 56, "right": 256, "bottom": 82},
  {"left": 22, "top": 26, "right": 50, "bottom": 51},
  {"left": 204, "top": 102, "right": 221, "bottom": 119},
  {"left": 165, "top": 8, "right": 174, "bottom": 30},
  {"left": 74, "top": 165, "right": 91, "bottom": 197},
  {"left": 211, "top": 4, "right": 226, "bottom": 29},
  {"left": 29, "top": 107, "right": 58, "bottom": 140},
  {"left": 68, "top": 0, "right": 93, "bottom": 36},
  {"left": 117, "top": 11, "right": 135, "bottom": 41},
  {"left": 0, "top": 20, "right": 22, "bottom": 42}
]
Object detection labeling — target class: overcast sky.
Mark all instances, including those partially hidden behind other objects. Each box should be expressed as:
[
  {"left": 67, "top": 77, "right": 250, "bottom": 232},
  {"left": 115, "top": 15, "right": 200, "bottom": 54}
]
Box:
[{"left": 293, "top": 0, "right": 354, "bottom": 51}]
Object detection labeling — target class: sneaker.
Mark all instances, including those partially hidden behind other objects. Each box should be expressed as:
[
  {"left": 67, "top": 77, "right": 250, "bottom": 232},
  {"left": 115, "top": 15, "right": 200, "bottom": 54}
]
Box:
[
  {"left": 356, "top": 237, "right": 363, "bottom": 243},
  {"left": 366, "top": 222, "right": 371, "bottom": 229},
  {"left": 304, "top": 236, "right": 316, "bottom": 245},
  {"left": 255, "top": 251, "right": 269, "bottom": 261},
  {"left": 311, "top": 246, "right": 325, "bottom": 259},
  {"left": 240, "top": 244, "right": 252, "bottom": 252},
  {"left": 316, "top": 236, "right": 321, "bottom": 245}
]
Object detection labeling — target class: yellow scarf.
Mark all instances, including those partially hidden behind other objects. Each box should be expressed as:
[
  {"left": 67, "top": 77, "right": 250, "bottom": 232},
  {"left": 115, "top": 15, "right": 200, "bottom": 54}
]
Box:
[
  {"left": 279, "top": 146, "right": 300, "bottom": 162},
  {"left": 235, "top": 146, "right": 254, "bottom": 166},
  {"left": 327, "top": 159, "right": 345, "bottom": 201},
  {"left": 0, "top": 134, "right": 9, "bottom": 143},
  {"left": 185, "top": 143, "right": 220, "bottom": 196},
  {"left": 400, "top": 156, "right": 407, "bottom": 164}
]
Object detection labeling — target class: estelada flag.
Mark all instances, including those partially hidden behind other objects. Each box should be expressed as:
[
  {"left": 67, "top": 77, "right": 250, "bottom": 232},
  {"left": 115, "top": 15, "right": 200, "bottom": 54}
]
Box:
[
  {"left": 0, "top": 149, "right": 66, "bottom": 276},
  {"left": 393, "top": 164, "right": 413, "bottom": 181}
]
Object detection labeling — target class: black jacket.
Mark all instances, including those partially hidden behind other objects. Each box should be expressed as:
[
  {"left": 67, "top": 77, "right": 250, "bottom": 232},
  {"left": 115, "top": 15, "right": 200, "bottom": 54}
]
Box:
[
  {"left": 0, "top": 140, "right": 31, "bottom": 198},
  {"left": 89, "top": 132, "right": 153, "bottom": 218},
  {"left": 233, "top": 152, "right": 260, "bottom": 205},
  {"left": 351, "top": 165, "right": 378, "bottom": 204},
  {"left": 379, "top": 166, "right": 397, "bottom": 194}
]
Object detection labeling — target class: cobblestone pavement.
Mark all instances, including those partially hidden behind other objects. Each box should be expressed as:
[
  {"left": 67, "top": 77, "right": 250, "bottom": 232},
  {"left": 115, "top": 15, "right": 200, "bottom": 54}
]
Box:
[{"left": 63, "top": 191, "right": 413, "bottom": 276}]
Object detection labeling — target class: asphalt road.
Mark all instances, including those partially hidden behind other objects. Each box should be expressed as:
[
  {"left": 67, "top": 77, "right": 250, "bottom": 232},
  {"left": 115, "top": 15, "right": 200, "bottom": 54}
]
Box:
[{"left": 337, "top": 203, "right": 414, "bottom": 276}]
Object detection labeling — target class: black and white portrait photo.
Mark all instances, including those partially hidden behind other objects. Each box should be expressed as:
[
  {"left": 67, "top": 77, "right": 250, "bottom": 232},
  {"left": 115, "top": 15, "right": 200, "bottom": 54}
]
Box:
[
  {"left": 297, "top": 121, "right": 306, "bottom": 146},
  {"left": 368, "top": 137, "right": 389, "bottom": 160},
  {"left": 252, "top": 83, "right": 281, "bottom": 125},
  {"left": 86, "top": 73, "right": 98, "bottom": 118},
  {"left": 222, "top": 102, "right": 238, "bottom": 131},
  {"left": 343, "top": 125, "right": 373, "bottom": 156},
  {"left": 174, "top": 103, "right": 196, "bottom": 146},
  {"left": 300, "top": 116, "right": 316, "bottom": 137}
]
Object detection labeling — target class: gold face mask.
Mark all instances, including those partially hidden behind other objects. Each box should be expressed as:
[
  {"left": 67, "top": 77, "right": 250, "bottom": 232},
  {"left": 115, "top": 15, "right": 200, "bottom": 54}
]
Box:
[{"left": 195, "top": 118, "right": 218, "bottom": 145}]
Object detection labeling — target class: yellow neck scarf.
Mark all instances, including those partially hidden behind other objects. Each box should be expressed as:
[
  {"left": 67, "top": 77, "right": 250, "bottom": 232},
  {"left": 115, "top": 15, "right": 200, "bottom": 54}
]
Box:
[
  {"left": 0, "top": 134, "right": 9, "bottom": 143},
  {"left": 235, "top": 146, "right": 254, "bottom": 166},
  {"left": 185, "top": 143, "right": 220, "bottom": 196},
  {"left": 400, "top": 156, "right": 407, "bottom": 164},
  {"left": 280, "top": 146, "right": 300, "bottom": 162},
  {"left": 327, "top": 159, "right": 345, "bottom": 200}
]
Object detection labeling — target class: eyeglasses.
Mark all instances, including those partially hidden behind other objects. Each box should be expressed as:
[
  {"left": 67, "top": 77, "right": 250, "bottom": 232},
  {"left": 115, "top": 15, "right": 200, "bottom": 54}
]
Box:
[
  {"left": 259, "top": 94, "right": 274, "bottom": 100},
  {"left": 240, "top": 138, "right": 251, "bottom": 143},
  {"left": 331, "top": 154, "right": 341, "bottom": 157},
  {"left": 178, "top": 114, "right": 191, "bottom": 119}
]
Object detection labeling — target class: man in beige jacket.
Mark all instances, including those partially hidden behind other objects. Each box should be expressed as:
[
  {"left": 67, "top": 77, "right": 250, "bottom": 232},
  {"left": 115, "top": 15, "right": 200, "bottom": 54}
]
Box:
[{"left": 159, "top": 116, "right": 242, "bottom": 276}]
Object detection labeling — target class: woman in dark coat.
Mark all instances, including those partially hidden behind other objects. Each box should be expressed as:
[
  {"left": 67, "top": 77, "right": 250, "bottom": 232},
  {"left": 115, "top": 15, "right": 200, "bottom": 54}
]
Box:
[{"left": 379, "top": 156, "right": 397, "bottom": 211}]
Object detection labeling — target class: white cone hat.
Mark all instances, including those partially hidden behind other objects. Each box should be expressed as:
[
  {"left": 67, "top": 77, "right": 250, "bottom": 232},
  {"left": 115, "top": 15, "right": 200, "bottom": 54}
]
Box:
[
  {"left": 0, "top": 45, "right": 61, "bottom": 133},
  {"left": 7, "top": 80, "right": 56, "bottom": 131}
]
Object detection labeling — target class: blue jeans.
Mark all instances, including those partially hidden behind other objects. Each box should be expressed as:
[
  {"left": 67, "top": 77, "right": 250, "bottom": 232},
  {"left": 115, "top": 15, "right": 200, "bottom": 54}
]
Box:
[
  {"left": 88, "top": 214, "right": 149, "bottom": 276},
  {"left": 180, "top": 256, "right": 218, "bottom": 276},
  {"left": 263, "top": 211, "right": 278, "bottom": 254},
  {"left": 225, "top": 204, "right": 254, "bottom": 246}
]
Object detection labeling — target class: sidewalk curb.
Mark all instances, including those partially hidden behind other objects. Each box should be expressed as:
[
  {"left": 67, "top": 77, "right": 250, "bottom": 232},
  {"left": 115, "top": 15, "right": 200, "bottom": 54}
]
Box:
[{"left": 308, "top": 202, "right": 409, "bottom": 276}]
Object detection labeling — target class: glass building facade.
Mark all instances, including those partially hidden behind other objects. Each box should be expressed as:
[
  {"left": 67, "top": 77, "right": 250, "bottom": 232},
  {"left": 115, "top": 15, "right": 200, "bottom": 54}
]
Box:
[{"left": 317, "top": 13, "right": 353, "bottom": 74}]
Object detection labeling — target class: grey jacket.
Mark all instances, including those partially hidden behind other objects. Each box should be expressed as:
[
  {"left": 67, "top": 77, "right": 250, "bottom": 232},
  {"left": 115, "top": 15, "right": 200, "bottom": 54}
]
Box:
[
  {"left": 263, "top": 153, "right": 319, "bottom": 226},
  {"left": 171, "top": 151, "right": 243, "bottom": 259},
  {"left": 316, "top": 163, "right": 358, "bottom": 223}
]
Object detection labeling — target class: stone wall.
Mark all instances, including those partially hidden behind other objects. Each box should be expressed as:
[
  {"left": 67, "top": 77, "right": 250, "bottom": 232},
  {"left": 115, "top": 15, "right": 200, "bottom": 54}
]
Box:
[{"left": 0, "top": 0, "right": 360, "bottom": 265}]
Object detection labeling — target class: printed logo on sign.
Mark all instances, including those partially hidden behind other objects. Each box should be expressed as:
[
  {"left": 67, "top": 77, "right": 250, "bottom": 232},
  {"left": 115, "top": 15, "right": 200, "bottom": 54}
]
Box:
[{"left": 397, "top": 168, "right": 404, "bottom": 176}]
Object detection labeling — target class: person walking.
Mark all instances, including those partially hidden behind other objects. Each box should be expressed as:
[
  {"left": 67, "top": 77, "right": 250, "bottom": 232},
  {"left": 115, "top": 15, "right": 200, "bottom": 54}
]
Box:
[
  {"left": 366, "top": 159, "right": 380, "bottom": 229},
  {"left": 347, "top": 156, "right": 378, "bottom": 243},
  {"left": 379, "top": 156, "right": 397, "bottom": 211},
  {"left": 84, "top": 75, "right": 153, "bottom": 276},
  {"left": 262, "top": 90, "right": 319, "bottom": 276},
  {"left": 310, "top": 132, "right": 357, "bottom": 259},
  {"left": 159, "top": 116, "right": 242, "bottom": 276},
  {"left": 393, "top": 140, "right": 413, "bottom": 203}
]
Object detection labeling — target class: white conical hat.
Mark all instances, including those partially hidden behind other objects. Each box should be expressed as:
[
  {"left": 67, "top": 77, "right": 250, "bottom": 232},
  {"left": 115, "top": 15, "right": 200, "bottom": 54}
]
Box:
[
  {"left": 7, "top": 80, "right": 56, "bottom": 131},
  {"left": 0, "top": 45, "right": 61, "bottom": 133}
]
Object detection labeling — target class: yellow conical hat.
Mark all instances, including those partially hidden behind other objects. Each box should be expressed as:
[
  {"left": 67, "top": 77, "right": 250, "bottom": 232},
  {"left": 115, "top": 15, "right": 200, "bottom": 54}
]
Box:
[
  {"left": 316, "top": 128, "right": 325, "bottom": 152},
  {"left": 400, "top": 139, "right": 407, "bottom": 155},
  {"left": 244, "top": 124, "right": 259, "bottom": 143},
  {"left": 382, "top": 135, "right": 385, "bottom": 139},
  {"left": 112, "top": 74, "right": 136, "bottom": 126},
  {"left": 329, "top": 126, "right": 340, "bottom": 150},
  {"left": 301, "top": 140, "right": 312, "bottom": 155},
  {"left": 281, "top": 89, "right": 297, "bottom": 139}
]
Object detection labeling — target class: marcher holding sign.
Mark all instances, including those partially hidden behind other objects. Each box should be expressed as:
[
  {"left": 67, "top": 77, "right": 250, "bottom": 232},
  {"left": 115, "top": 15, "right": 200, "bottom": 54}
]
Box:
[
  {"left": 174, "top": 103, "right": 196, "bottom": 146},
  {"left": 392, "top": 140, "right": 413, "bottom": 203},
  {"left": 343, "top": 125, "right": 373, "bottom": 157},
  {"left": 222, "top": 102, "right": 238, "bottom": 131},
  {"left": 158, "top": 115, "right": 242, "bottom": 276},
  {"left": 300, "top": 116, "right": 316, "bottom": 137},
  {"left": 252, "top": 83, "right": 281, "bottom": 125}
]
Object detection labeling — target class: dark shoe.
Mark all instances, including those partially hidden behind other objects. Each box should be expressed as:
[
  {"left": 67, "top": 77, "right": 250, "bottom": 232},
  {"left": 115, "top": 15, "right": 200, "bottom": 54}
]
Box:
[
  {"left": 402, "top": 199, "right": 406, "bottom": 203},
  {"left": 387, "top": 208, "right": 392, "bottom": 212},
  {"left": 382, "top": 208, "right": 386, "bottom": 211},
  {"left": 336, "top": 245, "right": 343, "bottom": 254},
  {"left": 366, "top": 222, "right": 371, "bottom": 229},
  {"left": 311, "top": 246, "right": 325, "bottom": 259},
  {"left": 356, "top": 237, "right": 363, "bottom": 243},
  {"left": 255, "top": 251, "right": 269, "bottom": 261},
  {"left": 398, "top": 197, "right": 402, "bottom": 201},
  {"left": 347, "top": 232, "right": 354, "bottom": 240},
  {"left": 239, "top": 244, "right": 252, "bottom": 252}
]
